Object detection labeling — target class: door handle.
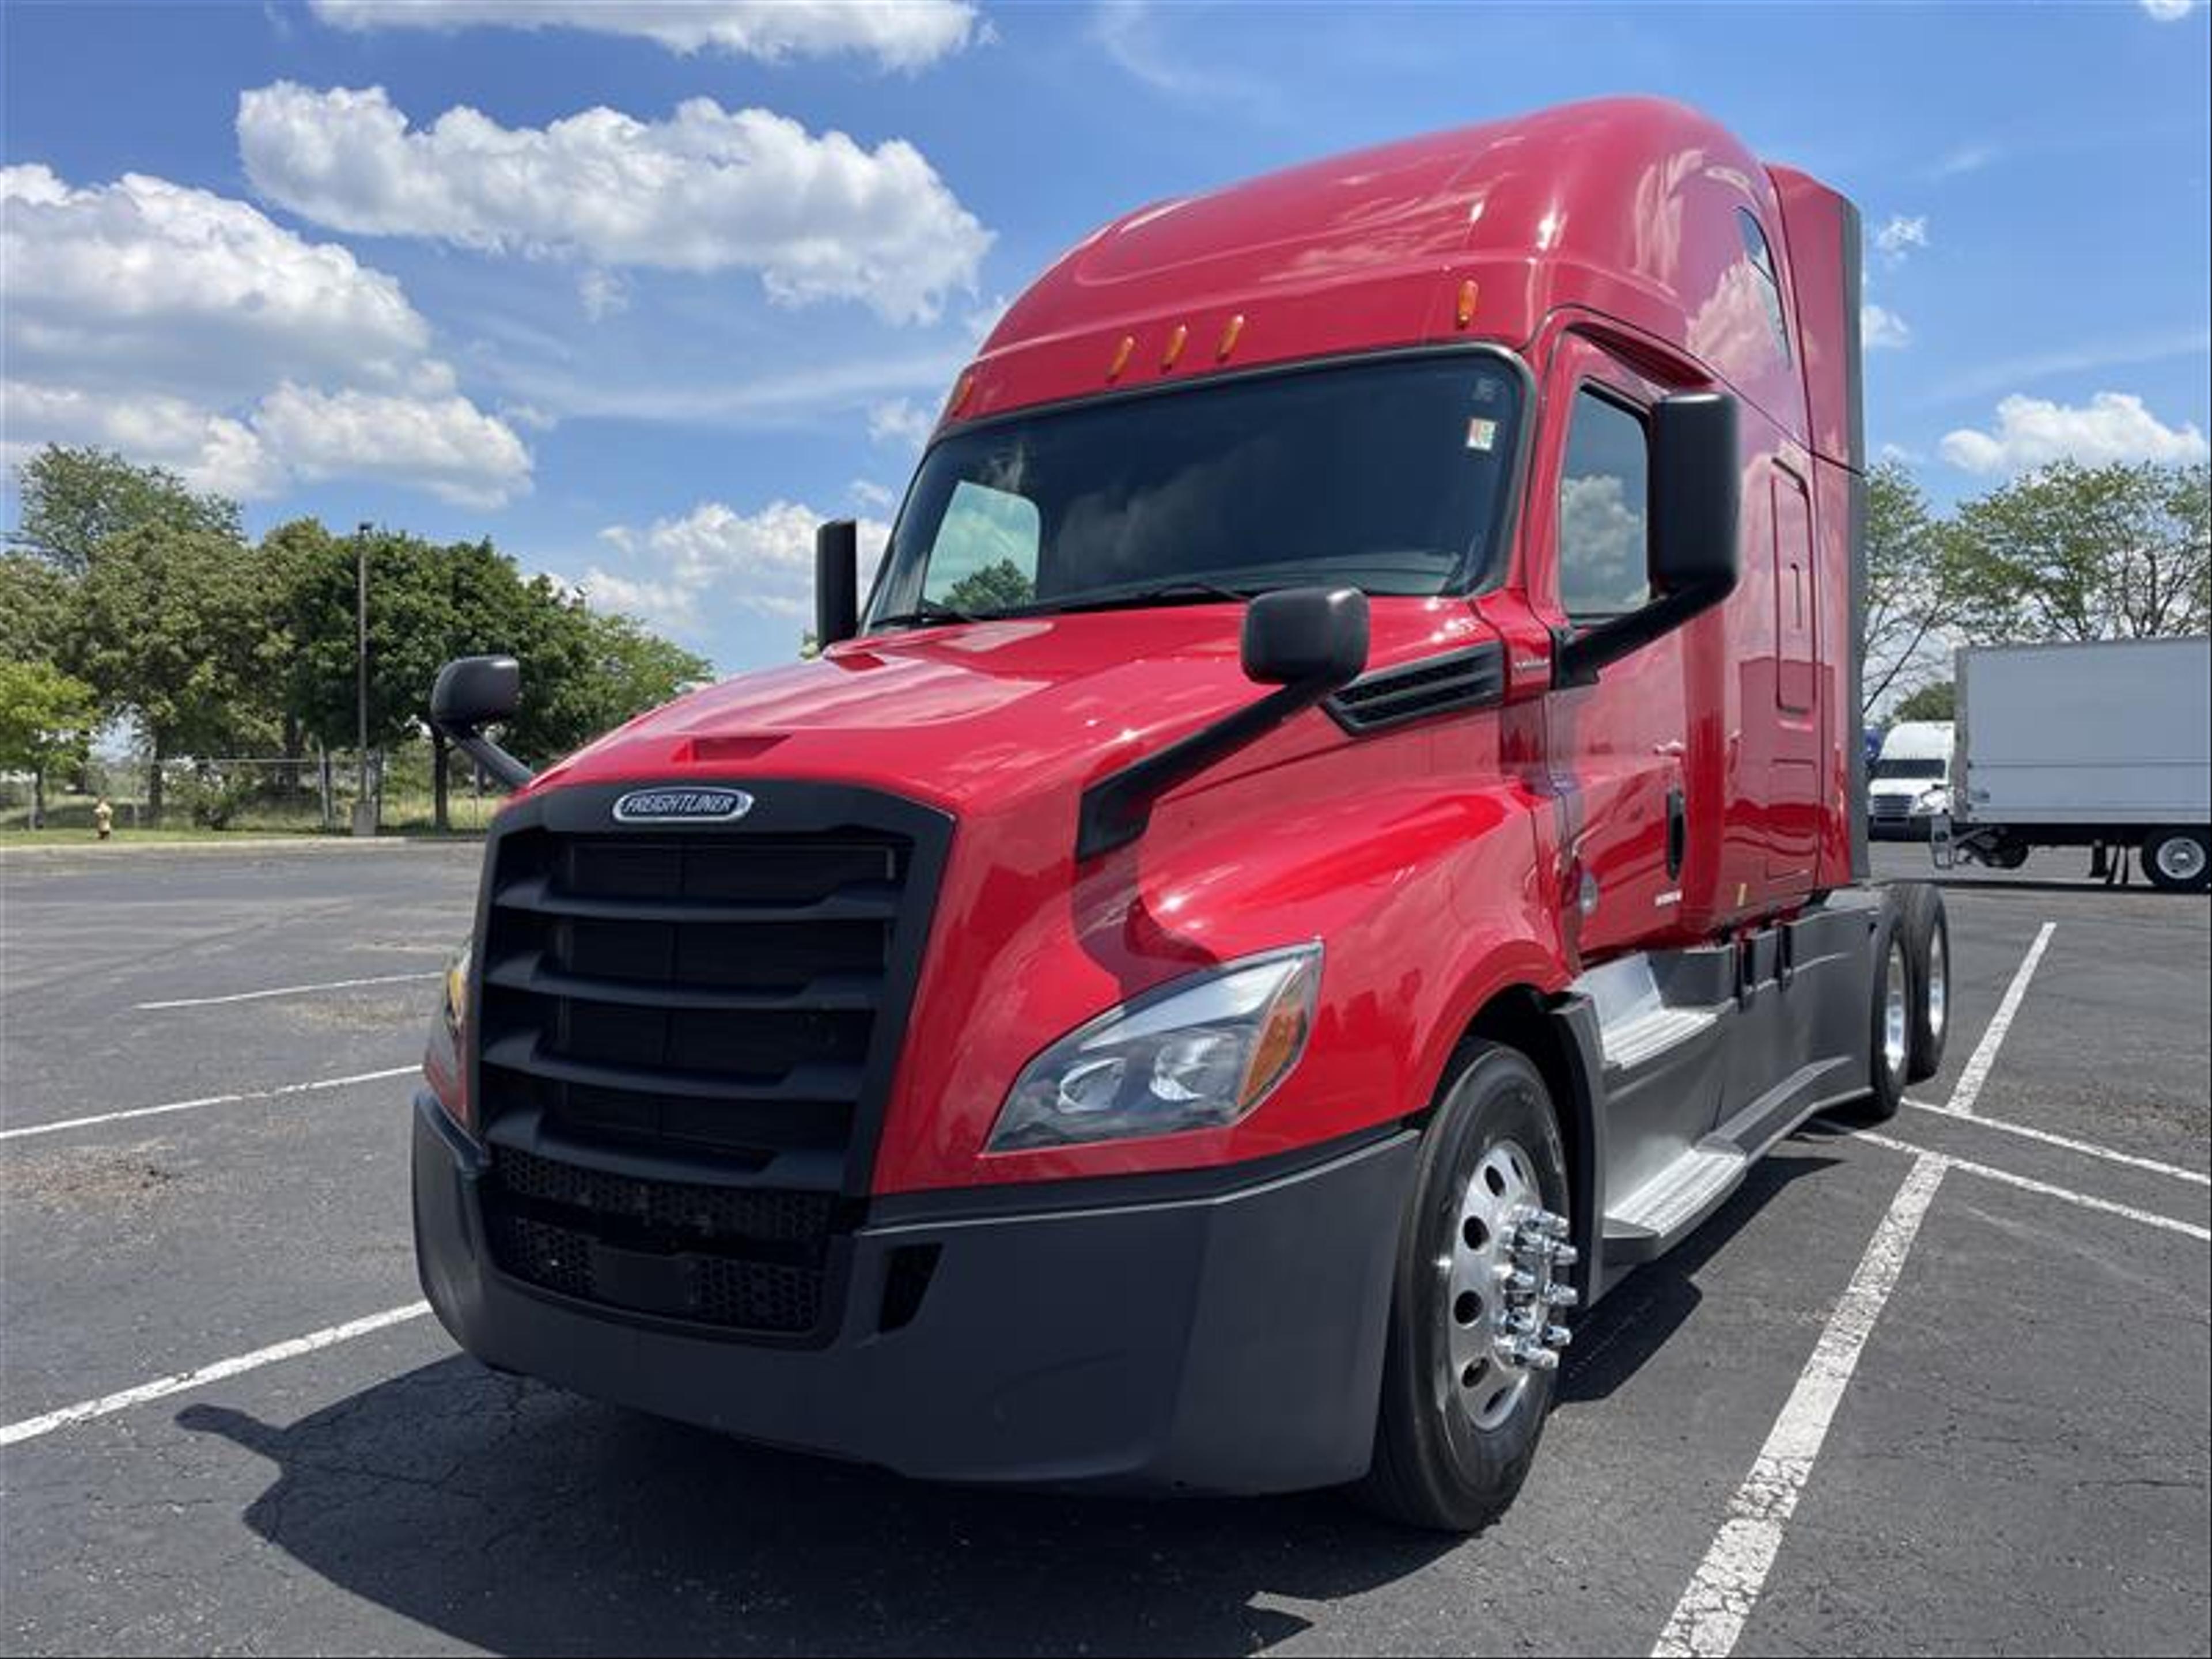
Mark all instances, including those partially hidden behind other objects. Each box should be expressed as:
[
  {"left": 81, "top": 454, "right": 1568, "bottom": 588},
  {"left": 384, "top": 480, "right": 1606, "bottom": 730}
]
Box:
[{"left": 1666, "top": 787, "right": 1687, "bottom": 880}]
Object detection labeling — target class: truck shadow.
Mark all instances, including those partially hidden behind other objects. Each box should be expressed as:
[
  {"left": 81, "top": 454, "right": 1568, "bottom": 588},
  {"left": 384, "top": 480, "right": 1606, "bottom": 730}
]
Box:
[
  {"left": 176, "top": 1377, "right": 1447, "bottom": 1656},
  {"left": 1555, "top": 1147, "right": 1837, "bottom": 1406}
]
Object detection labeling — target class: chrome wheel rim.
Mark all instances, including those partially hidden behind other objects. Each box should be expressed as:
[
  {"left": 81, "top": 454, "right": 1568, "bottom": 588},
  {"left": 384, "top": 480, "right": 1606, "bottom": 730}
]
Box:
[
  {"left": 2154, "top": 836, "right": 2206, "bottom": 884},
  {"left": 1925, "top": 926, "right": 1948, "bottom": 1047},
  {"left": 1884, "top": 939, "right": 1910, "bottom": 1081},
  {"left": 1446, "top": 1138, "right": 1560, "bottom": 1430}
]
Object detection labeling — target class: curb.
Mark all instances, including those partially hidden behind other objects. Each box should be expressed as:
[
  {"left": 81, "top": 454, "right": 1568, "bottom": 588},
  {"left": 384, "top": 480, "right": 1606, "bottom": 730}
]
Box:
[{"left": 1, "top": 835, "right": 484, "bottom": 860}]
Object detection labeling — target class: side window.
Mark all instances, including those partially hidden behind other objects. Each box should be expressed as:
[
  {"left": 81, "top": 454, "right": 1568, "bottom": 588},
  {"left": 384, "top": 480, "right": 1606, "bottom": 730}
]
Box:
[
  {"left": 1556, "top": 390, "right": 1650, "bottom": 619},
  {"left": 923, "top": 480, "right": 1040, "bottom": 612},
  {"left": 1737, "top": 210, "right": 1792, "bottom": 365}
]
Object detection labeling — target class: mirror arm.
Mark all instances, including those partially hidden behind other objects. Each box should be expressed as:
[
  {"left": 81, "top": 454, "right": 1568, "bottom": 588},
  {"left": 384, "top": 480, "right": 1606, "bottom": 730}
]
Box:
[
  {"left": 1553, "top": 570, "right": 1738, "bottom": 689},
  {"left": 433, "top": 718, "right": 535, "bottom": 791},
  {"left": 1076, "top": 680, "right": 1324, "bottom": 861}
]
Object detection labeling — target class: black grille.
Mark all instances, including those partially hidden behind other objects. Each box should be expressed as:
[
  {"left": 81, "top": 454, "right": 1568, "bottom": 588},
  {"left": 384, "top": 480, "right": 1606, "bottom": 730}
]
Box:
[
  {"left": 476, "top": 825, "right": 911, "bottom": 1167},
  {"left": 1327, "top": 643, "right": 1505, "bottom": 732},
  {"left": 467, "top": 782, "right": 950, "bottom": 1342},
  {"left": 493, "top": 1145, "right": 834, "bottom": 1245},
  {"left": 484, "top": 1191, "right": 827, "bottom": 1335}
]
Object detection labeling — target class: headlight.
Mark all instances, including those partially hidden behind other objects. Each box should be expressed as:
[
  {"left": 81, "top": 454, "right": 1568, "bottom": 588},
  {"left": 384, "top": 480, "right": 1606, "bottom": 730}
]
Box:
[
  {"left": 988, "top": 945, "right": 1321, "bottom": 1152},
  {"left": 1911, "top": 786, "right": 1950, "bottom": 816},
  {"left": 423, "top": 941, "right": 473, "bottom": 1133}
]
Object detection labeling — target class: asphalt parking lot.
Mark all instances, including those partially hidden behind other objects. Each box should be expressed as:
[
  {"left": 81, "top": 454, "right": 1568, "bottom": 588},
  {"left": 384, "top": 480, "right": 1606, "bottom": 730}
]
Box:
[{"left": 2, "top": 838, "right": 2206, "bottom": 1657}]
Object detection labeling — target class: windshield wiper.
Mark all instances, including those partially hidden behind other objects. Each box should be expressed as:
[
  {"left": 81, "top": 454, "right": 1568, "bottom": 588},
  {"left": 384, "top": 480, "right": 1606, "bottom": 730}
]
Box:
[
  {"left": 1044, "top": 579, "right": 1255, "bottom": 615},
  {"left": 870, "top": 597, "right": 984, "bottom": 630}
]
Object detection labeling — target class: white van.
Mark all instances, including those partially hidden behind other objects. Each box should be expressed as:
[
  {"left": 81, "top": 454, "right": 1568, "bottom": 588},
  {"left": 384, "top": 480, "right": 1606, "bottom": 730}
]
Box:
[{"left": 1869, "top": 720, "right": 1953, "bottom": 839}]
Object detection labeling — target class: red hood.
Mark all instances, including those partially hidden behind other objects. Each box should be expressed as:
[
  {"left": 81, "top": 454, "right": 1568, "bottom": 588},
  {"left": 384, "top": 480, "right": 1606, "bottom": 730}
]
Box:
[{"left": 524, "top": 599, "right": 1491, "bottom": 815}]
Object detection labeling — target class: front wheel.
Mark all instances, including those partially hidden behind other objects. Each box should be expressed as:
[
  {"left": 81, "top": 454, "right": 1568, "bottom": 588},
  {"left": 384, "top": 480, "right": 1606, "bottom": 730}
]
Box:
[
  {"left": 2143, "top": 828, "right": 2211, "bottom": 893},
  {"left": 1354, "top": 1041, "right": 1573, "bottom": 1532}
]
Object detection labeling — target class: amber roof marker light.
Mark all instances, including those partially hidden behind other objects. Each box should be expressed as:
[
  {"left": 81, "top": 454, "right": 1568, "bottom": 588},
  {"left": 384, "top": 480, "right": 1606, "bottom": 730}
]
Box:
[
  {"left": 1161, "top": 323, "right": 1188, "bottom": 370},
  {"left": 1107, "top": 334, "right": 1135, "bottom": 381},
  {"left": 1456, "top": 279, "right": 1480, "bottom": 328},
  {"left": 1217, "top": 314, "right": 1245, "bottom": 361}
]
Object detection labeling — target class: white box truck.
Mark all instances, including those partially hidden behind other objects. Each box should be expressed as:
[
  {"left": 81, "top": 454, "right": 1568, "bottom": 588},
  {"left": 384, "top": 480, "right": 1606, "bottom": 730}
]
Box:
[{"left": 1941, "top": 636, "right": 2211, "bottom": 891}]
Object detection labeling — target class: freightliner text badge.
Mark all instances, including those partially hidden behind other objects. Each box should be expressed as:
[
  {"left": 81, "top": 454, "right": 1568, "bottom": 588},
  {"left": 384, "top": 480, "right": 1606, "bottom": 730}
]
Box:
[{"left": 611, "top": 786, "right": 755, "bottom": 824}]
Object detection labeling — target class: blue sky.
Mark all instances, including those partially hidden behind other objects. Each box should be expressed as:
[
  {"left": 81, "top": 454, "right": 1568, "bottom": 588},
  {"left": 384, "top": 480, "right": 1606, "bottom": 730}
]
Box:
[{"left": 6, "top": 0, "right": 2208, "bottom": 674}]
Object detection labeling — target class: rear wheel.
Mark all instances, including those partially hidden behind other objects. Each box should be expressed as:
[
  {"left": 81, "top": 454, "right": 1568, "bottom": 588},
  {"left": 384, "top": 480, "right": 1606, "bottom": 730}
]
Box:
[
  {"left": 2142, "top": 828, "right": 2211, "bottom": 893},
  {"left": 1840, "top": 903, "right": 1911, "bottom": 1123},
  {"left": 1900, "top": 884, "right": 1949, "bottom": 1083},
  {"left": 1355, "top": 1042, "right": 1572, "bottom": 1532}
]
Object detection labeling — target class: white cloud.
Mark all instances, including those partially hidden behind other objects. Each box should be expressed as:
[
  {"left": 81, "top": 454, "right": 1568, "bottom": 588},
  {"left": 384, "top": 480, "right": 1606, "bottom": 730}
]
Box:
[
  {"left": 1874, "top": 213, "right": 1929, "bottom": 263},
  {"left": 1, "top": 381, "right": 285, "bottom": 501},
  {"left": 579, "top": 501, "right": 890, "bottom": 631},
  {"left": 238, "top": 84, "right": 993, "bottom": 325},
  {"left": 1931, "top": 142, "right": 1998, "bottom": 179},
  {"left": 306, "top": 0, "right": 980, "bottom": 70},
  {"left": 1938, "top": 392, "right": 2210, "bottom": 474},
  {"left": 577, "top": 269, "right": 631, "bottom": 321},
  {"left": 253, "top": 385, "right": 533, "bottom": 507},
  {"left": 1862, "top": 303, "right": 1912, "bottom": 351},
  {"left": 850, "top": 479, "right": 899, "bottom": 513},
  {"left": 868, "top": 397, "right": 937, "bottom": 450},
  {"left": 1, "top": 163, "right": 432, "bottom": 403},
  {"left": 0, "top": 163, "right": 529, "bottom": 505},
  {"left": 2141, "top": 0, "right": 2194, "bottom": 21}
]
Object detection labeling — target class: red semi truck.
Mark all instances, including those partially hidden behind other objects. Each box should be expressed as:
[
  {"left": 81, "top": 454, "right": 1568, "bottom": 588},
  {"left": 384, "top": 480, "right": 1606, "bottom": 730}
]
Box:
[{"left": 416, "top": 97, "right": 1950, "bottom": 1529}]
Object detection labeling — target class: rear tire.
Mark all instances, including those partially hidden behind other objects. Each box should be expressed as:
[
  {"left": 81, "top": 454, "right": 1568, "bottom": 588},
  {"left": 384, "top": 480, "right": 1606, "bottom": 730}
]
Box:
[
  {"left": 2142, "top": 828, "right": 2211, "bottom": 893},
  {"left": 1354, "top": 1041, "right": 1569, "bottom": 1533},
  {"left": 1840, "top": 901, "right": 1911, "bottom": 1123},
  {"left": 1900, "top": 884, "right": 1949, "bottom": 1084}
]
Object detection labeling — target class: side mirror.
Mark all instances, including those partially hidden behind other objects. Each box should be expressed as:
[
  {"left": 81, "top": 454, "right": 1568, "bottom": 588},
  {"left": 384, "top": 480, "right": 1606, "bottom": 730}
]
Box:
[
  {"left": 431, "top": 654, "right": 520, "bottom": 730},
  {"left": 816, "top": 519, "right": 859, "bottom": 649},
  {"left": 1241, "top": 586, "right": 1371, "bottom": 689},
  {"left": 1557, "top": 392, "right": 1741, "bottom": 687},
  {"left": 1077, "top": 586, "right": 1370, "bottom": 860},
  {"left": 430, "top": 655, "right": 532, "bottom": 790}
]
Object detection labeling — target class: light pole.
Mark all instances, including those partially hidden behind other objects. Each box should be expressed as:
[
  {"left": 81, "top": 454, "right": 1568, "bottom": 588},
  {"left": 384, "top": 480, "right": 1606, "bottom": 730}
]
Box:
[{"left": 353, "top": 520, "right": 374, "bottom": 836}]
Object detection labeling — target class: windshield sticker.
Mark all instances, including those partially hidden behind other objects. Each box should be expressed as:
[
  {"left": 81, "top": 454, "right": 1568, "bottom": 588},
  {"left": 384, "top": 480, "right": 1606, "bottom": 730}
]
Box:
[{"left": 1465, "top": 417, "right": 1499, "bottom": 452}]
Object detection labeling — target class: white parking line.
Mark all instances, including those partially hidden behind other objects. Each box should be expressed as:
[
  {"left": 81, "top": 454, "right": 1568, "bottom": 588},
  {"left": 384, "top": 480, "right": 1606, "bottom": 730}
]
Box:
[
  {"left": 1859, "top": 1132, "right": 2211, "bottom": 1244},
  {"left": 1653, "top": 923, "right": 2056, "bottom": 1658},
  {"left": 1652, "top": 1154, "right": 1948, "bottom": 1658},
  {"left": 1946, "top": 919, "right": 2054, "bottom": 1117},
  {"left": 0, "top": 1302, "right": 431, "bottom": 1448},
  {"left": 135, "top": 971, "right": 441, "bottom": 1011},
  {"left": 0, "top": 1065, "right": 419, "bottom": 1143},
  {"left": 1904, "top": 1099, "right": 2211, "bottom": 1188}
]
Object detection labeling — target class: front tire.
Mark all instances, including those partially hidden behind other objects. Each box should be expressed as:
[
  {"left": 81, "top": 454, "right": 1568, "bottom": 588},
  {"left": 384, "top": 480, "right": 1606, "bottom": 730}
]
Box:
[
  {"left": 1355, "top": 1041, "right": 1570, "bottom": 1532},
  {"left": 2143, "top": 828, "right": 2211, "bottom": 893}
]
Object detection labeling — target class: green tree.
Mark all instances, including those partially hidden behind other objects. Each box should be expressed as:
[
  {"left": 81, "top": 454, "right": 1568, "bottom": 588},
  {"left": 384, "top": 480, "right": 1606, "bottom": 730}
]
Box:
[
  {"left": 942, "top": 558, "right": 1036, "bottom": 615},
  {"left": 1862, "top": 460, "right": 1966, "bottom": 715},
  {"left": 284, "top": 529, "right": 709, "bottom": 828},
  {"left": 0, "top": 554, "right": 77, "bottom": 665},
  {"left": 9, "top": 446, "right": 241, "bottom": 577},
  {"left": 500, "top": 584, "right": 711, "bottom": 767},
  {"left": 1892, "top": 680, "right": 1956, "bottom": 722},
  {"left": 1945, "top": 460, "right": 2210, "bottom": 643},
  {"left": 0, "top": 660, "right": 99, "bottom": 827},
  {"left": 73, "top": 522, "right": 281, "bottom": 821}
]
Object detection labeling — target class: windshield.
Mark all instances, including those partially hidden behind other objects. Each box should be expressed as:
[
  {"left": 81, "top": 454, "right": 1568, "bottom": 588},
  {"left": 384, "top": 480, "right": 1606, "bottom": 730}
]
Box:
[
  {"left": 1872, "top": 757, "right": 1947, "bottom": 781},
  {"left": 865, "top": 354, "right": 1522, "bottom": 626}
]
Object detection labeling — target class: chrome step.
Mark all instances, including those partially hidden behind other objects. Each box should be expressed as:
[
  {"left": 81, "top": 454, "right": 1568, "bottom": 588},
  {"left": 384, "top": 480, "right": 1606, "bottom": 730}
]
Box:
[
  {"left": 1605, "top": 1143, "right": 1747, "bottom": 1243},
  {"left": 1601, "top": 1005, "right": 1719, "bottom": 1072}
]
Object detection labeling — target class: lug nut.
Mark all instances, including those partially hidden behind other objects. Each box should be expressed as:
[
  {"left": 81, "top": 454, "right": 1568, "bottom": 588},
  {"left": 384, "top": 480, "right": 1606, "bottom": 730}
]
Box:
[
  {"left": 1544, "top": 1323, "right": 1573, "bottom": 1349},
  {"left": 1497, "top": 1267, "right": 1537, "bottom": 1294},
  {"left": 1543, "top": 1283, "right": 1580, "bottom": 1308}
]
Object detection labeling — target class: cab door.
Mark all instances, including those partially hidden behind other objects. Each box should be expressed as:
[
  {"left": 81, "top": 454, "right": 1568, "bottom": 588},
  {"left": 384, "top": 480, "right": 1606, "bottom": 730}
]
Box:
[{"left": 1527, "top": 334, "right": 1691, "bottom": 961}]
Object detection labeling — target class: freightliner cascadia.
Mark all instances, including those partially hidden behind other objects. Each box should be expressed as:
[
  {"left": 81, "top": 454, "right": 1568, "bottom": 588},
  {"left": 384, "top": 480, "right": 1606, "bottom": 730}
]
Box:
[{"left": 416, "top": 97, "right": 1952, "bottom": 1530}]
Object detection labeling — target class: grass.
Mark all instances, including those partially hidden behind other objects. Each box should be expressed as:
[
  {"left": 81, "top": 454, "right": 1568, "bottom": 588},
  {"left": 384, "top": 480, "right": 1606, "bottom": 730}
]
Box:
[{"left": 2, "top": 787, "right": 502, "bottom": 840}]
